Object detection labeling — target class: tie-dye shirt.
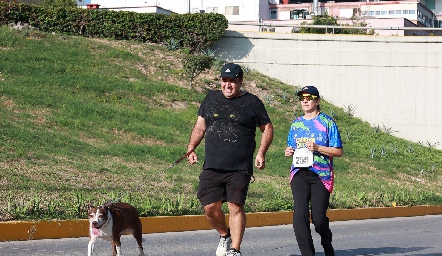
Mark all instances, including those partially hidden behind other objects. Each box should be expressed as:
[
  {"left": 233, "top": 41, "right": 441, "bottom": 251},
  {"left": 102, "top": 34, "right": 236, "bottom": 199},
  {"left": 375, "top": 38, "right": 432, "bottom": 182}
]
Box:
[{"left": 286, "top": 112, "right": 342, "bottom": 192}]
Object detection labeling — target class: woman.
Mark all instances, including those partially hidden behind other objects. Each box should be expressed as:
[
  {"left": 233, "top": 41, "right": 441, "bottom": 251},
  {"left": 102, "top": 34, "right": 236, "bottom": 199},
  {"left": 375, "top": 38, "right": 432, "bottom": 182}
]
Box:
[{"left": 285, "top": 86, "right": 343, "bottom": 256}]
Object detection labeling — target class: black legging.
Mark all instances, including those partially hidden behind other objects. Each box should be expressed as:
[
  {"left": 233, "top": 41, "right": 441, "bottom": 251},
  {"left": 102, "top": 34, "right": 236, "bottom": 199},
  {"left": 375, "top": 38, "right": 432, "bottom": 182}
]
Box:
[{"left": 291, "top": 169, "right": 334, "bottom": 256}]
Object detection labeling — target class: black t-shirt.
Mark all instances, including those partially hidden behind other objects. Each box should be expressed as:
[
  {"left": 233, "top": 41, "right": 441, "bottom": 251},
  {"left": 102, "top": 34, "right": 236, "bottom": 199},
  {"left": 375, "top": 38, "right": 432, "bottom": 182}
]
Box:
[{"left": 198, "top": 90, "right": 271, "bottom": 173}]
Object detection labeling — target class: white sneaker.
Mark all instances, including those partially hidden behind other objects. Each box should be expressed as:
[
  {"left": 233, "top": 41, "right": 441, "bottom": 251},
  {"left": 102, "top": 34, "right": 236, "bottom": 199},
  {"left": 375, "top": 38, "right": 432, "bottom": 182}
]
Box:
[
  {"left": 216, "top": 235, "right": 231, "bottom": 256},
  {"left": 226, "top": 248, "right": 241, "bottom": 256}
]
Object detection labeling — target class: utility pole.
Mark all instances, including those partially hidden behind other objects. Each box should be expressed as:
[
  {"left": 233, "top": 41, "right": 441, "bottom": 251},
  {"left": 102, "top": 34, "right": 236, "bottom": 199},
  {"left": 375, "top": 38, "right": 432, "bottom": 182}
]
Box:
[{"left": 312, "top": 0, "right": 318, "bottom": 15}]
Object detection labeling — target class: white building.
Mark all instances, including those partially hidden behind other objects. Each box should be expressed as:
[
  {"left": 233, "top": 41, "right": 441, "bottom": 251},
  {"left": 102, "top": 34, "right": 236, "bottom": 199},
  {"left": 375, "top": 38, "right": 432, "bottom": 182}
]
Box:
[
  {"left": 421, "top": 0, "right": 442, "bottom": 15},
  {"left": 78, "top": 0, "right": 441, "bottom": 33},
  {"left": 166, "top": 0, "right": 271, "bottom": 21},
  {"left": 80, "top": 0, "right": 274, "bottom": 21}
]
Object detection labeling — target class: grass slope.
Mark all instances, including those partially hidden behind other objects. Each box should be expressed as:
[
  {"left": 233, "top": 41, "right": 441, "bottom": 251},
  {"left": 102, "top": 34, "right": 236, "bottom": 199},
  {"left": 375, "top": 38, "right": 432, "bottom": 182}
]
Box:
[{"left": 1, "top": 26, "right": 441, "bottom": 221}]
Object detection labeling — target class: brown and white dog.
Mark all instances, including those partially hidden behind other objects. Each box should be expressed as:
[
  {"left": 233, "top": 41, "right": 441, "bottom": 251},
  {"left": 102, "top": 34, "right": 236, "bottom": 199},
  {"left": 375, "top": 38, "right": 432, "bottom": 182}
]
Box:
[{"left": 87, "top": 202, "right": 145, "bottom": 256}]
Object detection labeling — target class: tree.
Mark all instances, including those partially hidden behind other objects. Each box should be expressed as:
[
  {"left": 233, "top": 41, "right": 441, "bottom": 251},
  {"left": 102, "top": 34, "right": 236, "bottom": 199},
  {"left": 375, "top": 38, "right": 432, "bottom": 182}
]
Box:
[
  {"left": 299, "top": 13, "right": 339, "bottom": 34},
  {"left": 340, "top": 17, "right": 375, "bottom": 35},
  {"left": 181, "top": 54, "right": 214, "bottom": 88},
  {"left": 298, "top": 13, "right": 374, "bottom": 35}
]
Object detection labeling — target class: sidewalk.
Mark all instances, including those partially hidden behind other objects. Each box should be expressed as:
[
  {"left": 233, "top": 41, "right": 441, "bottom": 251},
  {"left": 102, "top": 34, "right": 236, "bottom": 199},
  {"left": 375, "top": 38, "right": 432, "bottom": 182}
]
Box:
[{"left": 0, "top": 205, "right": 441, "bottom": 242}]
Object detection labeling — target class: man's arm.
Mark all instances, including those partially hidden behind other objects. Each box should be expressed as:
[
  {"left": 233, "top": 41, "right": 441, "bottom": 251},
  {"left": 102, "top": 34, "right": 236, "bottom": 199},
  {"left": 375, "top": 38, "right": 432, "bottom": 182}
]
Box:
[
  {"left": 255, "top": 122, "right": 274, "bottom": 170},
  {"left": 187, "top": 116, "right": 206, "bottom": 165}
]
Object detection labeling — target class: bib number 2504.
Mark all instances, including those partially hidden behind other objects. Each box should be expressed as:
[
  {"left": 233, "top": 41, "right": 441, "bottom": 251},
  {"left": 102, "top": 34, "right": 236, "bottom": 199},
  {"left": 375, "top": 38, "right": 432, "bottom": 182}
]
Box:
[{"left": 292, "top": 148, "right": 313, "bottom": 168}]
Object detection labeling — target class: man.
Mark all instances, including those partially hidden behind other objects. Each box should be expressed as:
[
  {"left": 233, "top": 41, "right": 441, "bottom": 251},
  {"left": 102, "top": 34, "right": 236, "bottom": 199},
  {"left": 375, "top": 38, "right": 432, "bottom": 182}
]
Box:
[{"left": 187, "top": 63, "right": 273, "bottom": 256}]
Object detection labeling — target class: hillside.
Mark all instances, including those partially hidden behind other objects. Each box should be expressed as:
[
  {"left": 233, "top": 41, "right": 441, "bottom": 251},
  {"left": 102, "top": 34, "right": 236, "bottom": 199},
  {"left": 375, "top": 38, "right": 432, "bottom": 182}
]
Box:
[{"left": 0, "top": 26, "right": 441, "bottom": 221}]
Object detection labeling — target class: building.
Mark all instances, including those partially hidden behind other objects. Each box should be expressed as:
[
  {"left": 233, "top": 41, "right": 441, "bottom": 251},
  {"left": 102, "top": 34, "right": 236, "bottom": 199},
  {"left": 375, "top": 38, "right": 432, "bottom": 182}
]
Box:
[
  {"left": 270, "top": 1, "right": 436, "bottom": 26},
  {"left": 77, "top": 0, "right": 174, "bottom": 14},
  {"left": 77, "top": 0, "right": 441, "bottom": 35},
  {"left": 266, "top": 0, "right": 440, "bottom": 35},
  {"left": 160, "top": 0, "right": 272, "bottom": 21},
  {"left": 420, "top": 0, "right": 442, "bottom": 18},
  {"left": 79, "top": 0, "right": 274, "bottom": 21}
]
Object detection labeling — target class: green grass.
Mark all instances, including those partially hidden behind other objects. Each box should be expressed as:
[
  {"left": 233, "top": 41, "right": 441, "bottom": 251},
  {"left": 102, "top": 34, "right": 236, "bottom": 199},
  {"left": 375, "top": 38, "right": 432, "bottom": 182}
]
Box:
[{"left": 1, "top": 26, "right": 441, "bottom": 221}]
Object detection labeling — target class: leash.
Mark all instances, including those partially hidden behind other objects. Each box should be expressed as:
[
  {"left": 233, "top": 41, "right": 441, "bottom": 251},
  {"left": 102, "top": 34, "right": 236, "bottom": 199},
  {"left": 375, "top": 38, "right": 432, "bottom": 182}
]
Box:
[{"left": 102, "top": 150, "right": 194, "bottom": 205}]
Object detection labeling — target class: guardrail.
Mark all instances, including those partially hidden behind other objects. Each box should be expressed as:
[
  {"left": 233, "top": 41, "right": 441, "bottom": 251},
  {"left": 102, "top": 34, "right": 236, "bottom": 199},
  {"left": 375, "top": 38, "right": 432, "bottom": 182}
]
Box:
[
  {"left": 229, "top": 21, "right": 442, "bottom": 35},
  {"left": 294, "top": 24, "right": 442, "bottom": 34}
]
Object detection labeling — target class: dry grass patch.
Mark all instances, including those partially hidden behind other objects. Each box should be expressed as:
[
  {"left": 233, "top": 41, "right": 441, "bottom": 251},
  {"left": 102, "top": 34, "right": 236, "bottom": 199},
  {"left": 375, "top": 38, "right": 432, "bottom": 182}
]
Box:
[
  {"left": 26, "top": 108, "right": 52, "bottom": 125},
  {"left": 109, "top": 128, "right": 166, "bottom": 146},
  {"left": 1, "top": 96, "right": 18, "bottom": 112}
]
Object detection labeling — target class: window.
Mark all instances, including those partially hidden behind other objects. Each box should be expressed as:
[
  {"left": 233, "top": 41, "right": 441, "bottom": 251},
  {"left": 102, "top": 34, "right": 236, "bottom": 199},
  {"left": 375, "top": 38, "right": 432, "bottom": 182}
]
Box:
[
  {"left": 426, "top": 0, "right": 435, "bottom": 10},
  {"left": 375, "top": 11, "right": 380, "bottom": 15},
  {"left": 225, "top": 6, "right": 239, "bottom": 15},
  {"left": 206, "top": 7, "right": 218, "bottom": 13},
  {"left": 381, "top": 11, "right": 387, "bottom": 15},
  {"left": 320, "top": 7, "right": 329, "bottom": 15},
  {"left": 388, "top": 10, "right": 394, "bottom": 14},
  {"left": 396, "top": 10, "right": 401, "bottom": 14},
  {"left": 270, "top": 9, "right": 277, "bottom": 20},
  {"left": 409, "top": 10, "right": 416, "bottom": 14},
  {"left": 368, "top": 11, "right": 374, "bottom": 15},
  {"left": 403, "top": 10, "right": 409, "bottom": 14}
]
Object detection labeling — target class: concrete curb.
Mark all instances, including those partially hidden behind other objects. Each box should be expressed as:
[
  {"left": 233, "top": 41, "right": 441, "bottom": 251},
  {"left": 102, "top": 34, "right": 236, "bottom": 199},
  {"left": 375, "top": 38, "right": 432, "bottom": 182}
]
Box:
[{"left": 0, "top": 205, "right": 441, "bottom": 242}]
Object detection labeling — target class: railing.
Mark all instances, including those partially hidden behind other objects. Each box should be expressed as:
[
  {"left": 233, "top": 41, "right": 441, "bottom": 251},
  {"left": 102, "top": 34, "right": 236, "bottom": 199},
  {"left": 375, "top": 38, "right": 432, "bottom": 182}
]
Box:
[
  {"left": 228, "top": 21, "right": 442, "bottom": 35},
  {"left": 291, "top": 24, "right": 442, "bottom": 34}
]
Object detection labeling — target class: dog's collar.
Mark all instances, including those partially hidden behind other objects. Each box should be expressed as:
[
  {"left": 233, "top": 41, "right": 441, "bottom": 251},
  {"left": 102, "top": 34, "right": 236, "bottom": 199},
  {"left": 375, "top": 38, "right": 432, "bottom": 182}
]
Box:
[
  {"left": 94, "top": 214, "right": 111, "bottom": 229},
  {"left": 101, "top": 215, "right": 111, "bottom": 229}
]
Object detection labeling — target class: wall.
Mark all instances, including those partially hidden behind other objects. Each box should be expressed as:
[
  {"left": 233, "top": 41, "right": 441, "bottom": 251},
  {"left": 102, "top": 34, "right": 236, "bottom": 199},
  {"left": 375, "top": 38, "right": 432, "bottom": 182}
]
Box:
[{"left": 211, "top": 31, "right": 442, "bottom": 149}]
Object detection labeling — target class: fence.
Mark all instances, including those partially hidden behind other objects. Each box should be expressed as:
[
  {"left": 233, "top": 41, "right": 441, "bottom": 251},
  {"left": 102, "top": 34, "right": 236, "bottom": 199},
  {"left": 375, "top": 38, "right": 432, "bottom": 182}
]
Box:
[{"left": 228, "top": 21, "right": 442, "bottom": 36}]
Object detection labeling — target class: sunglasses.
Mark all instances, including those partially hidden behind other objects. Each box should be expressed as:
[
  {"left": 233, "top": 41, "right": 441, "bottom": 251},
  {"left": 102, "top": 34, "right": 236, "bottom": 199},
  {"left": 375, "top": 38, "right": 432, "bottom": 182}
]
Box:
[{"left": 298, "top": 94, "right": 318, "bottom": 101}]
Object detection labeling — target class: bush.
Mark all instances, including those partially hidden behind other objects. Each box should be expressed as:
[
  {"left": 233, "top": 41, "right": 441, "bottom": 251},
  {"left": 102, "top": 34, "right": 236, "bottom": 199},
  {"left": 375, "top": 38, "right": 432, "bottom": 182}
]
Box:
[
  {"left": 182, "top": 53, "right": 214, "bottom": 87},
  {"left": 299, "top": 13, "right": 373, "bottom": 35},
  {"left": 299, "top": 13, "right": 339, "bottom": 34},
  {"left": 0, "top": 3, "right": 228, "bottom": 52}
]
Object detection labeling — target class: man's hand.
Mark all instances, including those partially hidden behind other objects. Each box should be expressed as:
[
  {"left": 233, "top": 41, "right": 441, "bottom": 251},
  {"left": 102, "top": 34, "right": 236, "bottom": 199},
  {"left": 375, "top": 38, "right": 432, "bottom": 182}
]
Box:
[
  {"left": 187, "top": 151, "right": 198, "bottom": 165},
  {"left": 255, "top": 154, "right": 266, "bottom": 170}
]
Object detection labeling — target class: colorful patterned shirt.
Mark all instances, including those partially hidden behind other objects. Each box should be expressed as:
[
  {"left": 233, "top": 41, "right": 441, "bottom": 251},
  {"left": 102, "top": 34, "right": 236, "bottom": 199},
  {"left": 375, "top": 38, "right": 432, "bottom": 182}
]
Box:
[{"left": 286, "top": 112, "right": 342, "bottom": 192}]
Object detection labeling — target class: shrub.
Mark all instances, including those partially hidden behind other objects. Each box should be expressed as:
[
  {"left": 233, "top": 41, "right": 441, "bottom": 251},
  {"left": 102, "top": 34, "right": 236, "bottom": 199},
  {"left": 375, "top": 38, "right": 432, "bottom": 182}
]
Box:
[
  {"left": 0, "top": 3, "right": 228, "bottom": 52},
  {"left": 299, "top": 13, "right": 373, "bottom": 35},
  {"left": 182, "top": 53, "right": 214, "bottom": 87}
]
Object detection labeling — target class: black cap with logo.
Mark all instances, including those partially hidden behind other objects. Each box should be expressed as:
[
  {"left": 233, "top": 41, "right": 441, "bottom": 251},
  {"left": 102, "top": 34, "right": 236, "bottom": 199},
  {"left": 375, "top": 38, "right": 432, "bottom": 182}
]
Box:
[{"left": 220, "top": 63, "right": 244, "bottom": 79}]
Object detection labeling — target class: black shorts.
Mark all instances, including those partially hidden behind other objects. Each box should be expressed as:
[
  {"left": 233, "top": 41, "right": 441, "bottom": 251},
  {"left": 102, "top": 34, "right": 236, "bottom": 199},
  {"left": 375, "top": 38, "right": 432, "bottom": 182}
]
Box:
[{"left": 197, "top": 169, "right": 252, "bottom": 206}]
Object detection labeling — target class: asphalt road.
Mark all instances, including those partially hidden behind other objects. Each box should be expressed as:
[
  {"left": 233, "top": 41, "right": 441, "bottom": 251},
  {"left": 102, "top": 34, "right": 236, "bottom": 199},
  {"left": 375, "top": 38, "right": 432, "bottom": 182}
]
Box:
[{"left": 0, "top": 215, "right": 441, "bottom": 256}]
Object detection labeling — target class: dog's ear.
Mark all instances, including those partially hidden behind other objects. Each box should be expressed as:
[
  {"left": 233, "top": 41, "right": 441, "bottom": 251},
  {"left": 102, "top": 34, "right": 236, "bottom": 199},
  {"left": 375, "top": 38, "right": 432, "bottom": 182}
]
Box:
[
  {"left": 86, "top": 203, "right": 95, "bottom": 210},
  {"left": 102, "top": 202, "right": 113, "bottom": 211}
]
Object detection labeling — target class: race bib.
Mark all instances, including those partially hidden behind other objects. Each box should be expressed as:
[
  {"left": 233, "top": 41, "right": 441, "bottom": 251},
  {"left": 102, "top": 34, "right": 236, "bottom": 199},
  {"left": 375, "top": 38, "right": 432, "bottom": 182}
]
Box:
[{"left": 292, "top": 148, "right": 313, "bottom": 167}]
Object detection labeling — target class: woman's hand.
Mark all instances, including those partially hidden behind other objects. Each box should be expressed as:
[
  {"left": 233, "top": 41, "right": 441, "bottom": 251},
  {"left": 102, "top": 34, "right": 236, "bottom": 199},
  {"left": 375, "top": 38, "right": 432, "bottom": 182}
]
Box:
[
  {"left": 304, "top": 141, "right": 344, "bottom": 157},
  {"left": 305, "top": 141, "right": 318, "bottom": 152}
]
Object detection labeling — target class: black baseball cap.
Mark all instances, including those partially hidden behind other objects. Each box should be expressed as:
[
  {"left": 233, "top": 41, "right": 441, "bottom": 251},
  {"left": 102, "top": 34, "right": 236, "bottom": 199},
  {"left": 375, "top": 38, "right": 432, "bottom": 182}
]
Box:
[
  {"left": 296, "top": 86, "right": 320, "bottom": 98},
  {"left": 220, "top": 63, "right": 243, "bottom": 79}
]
